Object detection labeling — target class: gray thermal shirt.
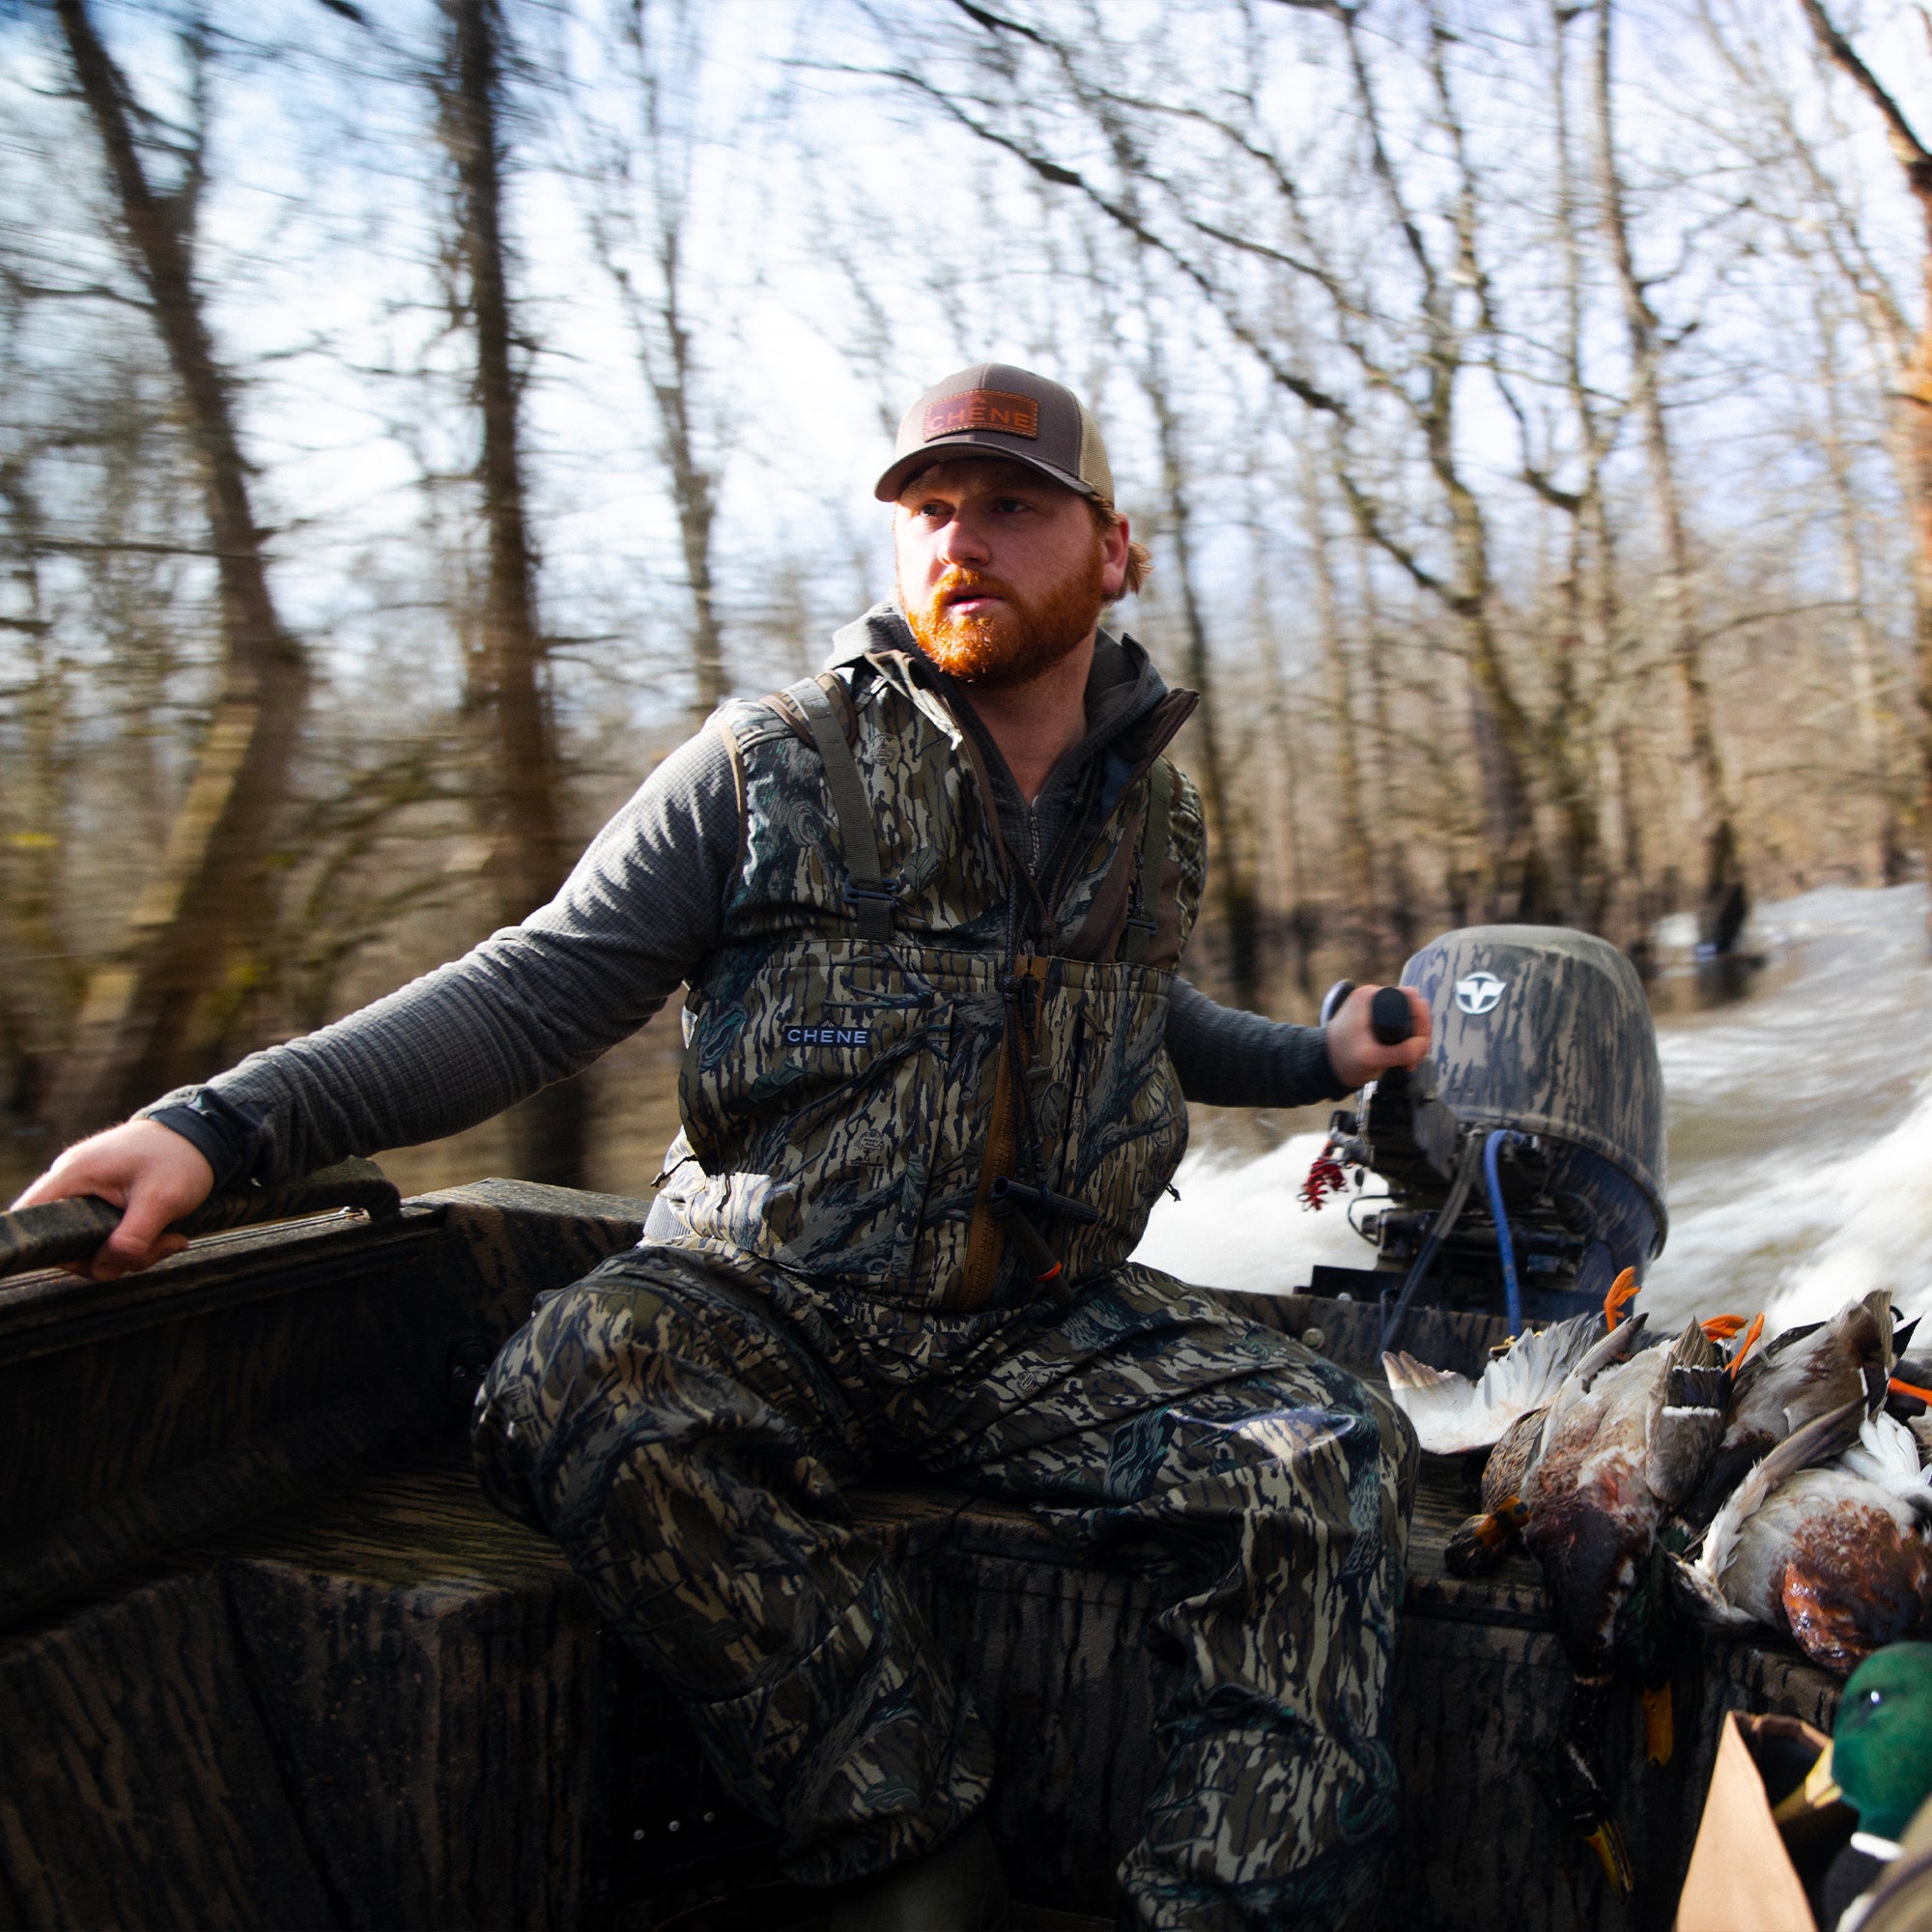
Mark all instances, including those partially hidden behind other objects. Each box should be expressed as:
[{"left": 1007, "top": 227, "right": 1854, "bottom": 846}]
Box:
[{"left": 146, "top": 616, "right": 1348, "bottom": 1189}]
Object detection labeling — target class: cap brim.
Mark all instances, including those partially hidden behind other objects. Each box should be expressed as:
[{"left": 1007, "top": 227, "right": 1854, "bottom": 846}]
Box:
[{"left": 874, "top": 438, "right": 1097, "bottom": 503}]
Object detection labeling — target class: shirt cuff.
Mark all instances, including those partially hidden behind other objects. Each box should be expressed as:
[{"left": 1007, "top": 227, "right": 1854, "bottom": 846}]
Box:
[
  {"left": 1311, "top": 1028, "right": 1354, "bottom": 1102},
  {"left": 138, "top": 1089, "right": 263, "bottom": 1189}
]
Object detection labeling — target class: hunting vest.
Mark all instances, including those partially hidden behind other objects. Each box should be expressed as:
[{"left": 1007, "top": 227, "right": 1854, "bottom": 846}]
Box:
[{"left": 657, "top": 639, "right": 1206, "bottom": 1312}]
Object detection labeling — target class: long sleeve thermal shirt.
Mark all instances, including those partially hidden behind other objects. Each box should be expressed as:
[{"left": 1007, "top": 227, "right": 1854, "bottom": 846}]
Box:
[{"left": 145, "top": 619, "right": 1349, "bottom": 1189}]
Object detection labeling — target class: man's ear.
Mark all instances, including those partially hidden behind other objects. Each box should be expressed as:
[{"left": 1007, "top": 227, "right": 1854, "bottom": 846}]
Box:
[{"left": 1098, "top": 510, "right": 1131, "bottom": 601}]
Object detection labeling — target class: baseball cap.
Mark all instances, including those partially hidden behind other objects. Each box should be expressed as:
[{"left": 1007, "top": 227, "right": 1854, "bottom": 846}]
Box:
[{"left": 873, "top": 362, "right": 1115, "bottom": 504}]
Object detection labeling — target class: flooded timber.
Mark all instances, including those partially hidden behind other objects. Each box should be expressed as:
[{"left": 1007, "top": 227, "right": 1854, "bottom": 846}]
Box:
[{"left": 1133, "top": 884, "right": 1932, "bottom": 1337}]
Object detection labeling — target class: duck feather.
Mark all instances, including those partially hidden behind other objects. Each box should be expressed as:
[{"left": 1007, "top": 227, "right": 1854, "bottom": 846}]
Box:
[{"left": 1381, "top": 1305, "right": 1608, "bottom": 1456}]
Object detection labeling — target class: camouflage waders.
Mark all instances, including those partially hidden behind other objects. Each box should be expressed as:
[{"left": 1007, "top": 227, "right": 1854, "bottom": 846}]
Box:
[{"left": 472, "top": 633, "right": 1418, "bottom": 1928}]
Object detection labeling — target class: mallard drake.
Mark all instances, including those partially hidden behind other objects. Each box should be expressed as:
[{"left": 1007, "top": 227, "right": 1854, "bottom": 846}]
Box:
[
  {"left": 1790, "top": 1642, "right": 1932, "bottom": 1931},
  {"left": 1836, "top": 1641, "right": 1932, "bottom": 1841},
  {"left": 1674, "top": 1405, "right": 1932, "bottom": 1674},
  {"left": 1520, "top": 1314, "right": 1729, "bottom": 1675},
  {"left": 1684, "top": 1290, "right": 1895, "bottom": 1527}
]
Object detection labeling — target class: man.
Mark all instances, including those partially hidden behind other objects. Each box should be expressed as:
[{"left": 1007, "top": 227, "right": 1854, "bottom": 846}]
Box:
[{"left": 17, "top": 364, "right": 1425, "bottom": 1930}]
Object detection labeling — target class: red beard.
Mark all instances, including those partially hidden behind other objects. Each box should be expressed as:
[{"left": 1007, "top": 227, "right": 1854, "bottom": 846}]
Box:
[{"left": 901, "top": 544, "right": 1106, "bottom": 690}]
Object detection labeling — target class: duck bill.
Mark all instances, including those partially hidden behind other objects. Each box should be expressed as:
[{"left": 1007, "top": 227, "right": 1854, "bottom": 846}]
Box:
[
  {"left": 1583, "top": 1817, "right": 1636, "bottom": 1896},
  {"left": 1770, "top": 1740, "right": 1842, "bottom": 1826}
]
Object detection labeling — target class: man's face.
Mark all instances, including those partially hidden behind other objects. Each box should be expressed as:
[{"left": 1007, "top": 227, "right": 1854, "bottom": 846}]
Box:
[{"left": 893, "top": 458, "right": 1127, "bottom": 689}]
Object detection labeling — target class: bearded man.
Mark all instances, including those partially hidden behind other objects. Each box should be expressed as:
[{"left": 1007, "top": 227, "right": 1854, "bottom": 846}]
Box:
[{"left": 16, "top": 365, "right": 1425, "bottom": 1930}]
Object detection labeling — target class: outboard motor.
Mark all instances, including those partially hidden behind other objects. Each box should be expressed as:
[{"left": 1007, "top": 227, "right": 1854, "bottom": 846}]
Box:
[{"left": 1310, "top": 925, "right": 1666, "bottom": 1348}]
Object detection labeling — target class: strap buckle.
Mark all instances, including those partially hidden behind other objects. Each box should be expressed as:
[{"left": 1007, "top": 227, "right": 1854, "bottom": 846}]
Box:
[{"left": 841, "top": 876, "right": 902, "bottom": 907}]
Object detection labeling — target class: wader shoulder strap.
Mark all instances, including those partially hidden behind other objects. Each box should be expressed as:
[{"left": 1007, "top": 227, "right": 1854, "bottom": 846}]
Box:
[
  {"left": 1120, "top": 758, "right": 1174, "bottom": 965},
  {"left": 792, "top": 675, "right": 897, "bottom": 941}
]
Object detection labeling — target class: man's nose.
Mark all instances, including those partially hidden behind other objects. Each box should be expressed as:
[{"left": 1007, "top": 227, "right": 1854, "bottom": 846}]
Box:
[{"left": 935, "top": 512, "right": 992, "bottom": 566}]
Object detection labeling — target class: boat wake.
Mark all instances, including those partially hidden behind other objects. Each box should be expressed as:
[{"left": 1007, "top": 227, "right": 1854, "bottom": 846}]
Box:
[{"left": 1134, "top": 884, "right": 1932, "bottom": 1337}]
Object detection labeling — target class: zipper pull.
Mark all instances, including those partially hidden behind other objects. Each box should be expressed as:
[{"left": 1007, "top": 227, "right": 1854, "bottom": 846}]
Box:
[{"left": 1003, "top": 965, "right": 1039, "bottom": 1034}]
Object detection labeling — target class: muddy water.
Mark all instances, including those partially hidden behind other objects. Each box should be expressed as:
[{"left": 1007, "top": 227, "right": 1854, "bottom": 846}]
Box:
[{"left": 1132, "top": 884, "right": 1932, "bottom": 1336}]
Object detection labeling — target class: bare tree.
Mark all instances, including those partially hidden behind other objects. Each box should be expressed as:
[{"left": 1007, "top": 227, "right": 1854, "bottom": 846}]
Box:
[
  {"left": 1595, "top": 0, "right": 1743, "bottom": 931},
  {"left": 1137, "top": 327, "right": 1264, "bottom": 1003},
  {"left": 1297, "top": 440, "right": 1380, "bottom": 973},
  {"left": 585, "top": 0, "right": 730, "bottom": 724},
  {"left": 440, "top": 0, "right": 588, "bottom": 1183},
  {"left": 1793, "top": 0, "right": 1932, "bottom": 923},
  {"left": 45, "top": 0, "right": 311, "bottom": 1136}
]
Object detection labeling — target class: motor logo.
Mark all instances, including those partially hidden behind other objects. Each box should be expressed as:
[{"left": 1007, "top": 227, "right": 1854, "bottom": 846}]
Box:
[{"left": 1454, "top": 971, "right": 1505, "bottom": 1016}]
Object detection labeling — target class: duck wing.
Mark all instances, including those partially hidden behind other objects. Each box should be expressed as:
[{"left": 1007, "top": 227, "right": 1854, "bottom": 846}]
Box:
[
  {"left": 1482, "top": 1405, "right": 1550, "bottom": 1512},
  {"left": 1645, "top": 1322, "right": 1728, "bottom": 1509},
  {"left": 1382, "top": 1306, "right": 1605, "bottom": 1456},
  {"left": 1671, "top": 1401, "right": 1862, "bottom": 1631},
  {"left": 1838, "top": 1411, "right": 1932, "bottom": 1513},
  {"left": 1687, "top": 1293, "right": 1893, "bottom": 1525}
]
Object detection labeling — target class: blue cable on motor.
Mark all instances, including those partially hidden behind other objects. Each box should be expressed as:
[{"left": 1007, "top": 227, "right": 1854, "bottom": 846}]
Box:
[{"left": 1484, "top": 1128, "right": 1526, "bottom": 1338}]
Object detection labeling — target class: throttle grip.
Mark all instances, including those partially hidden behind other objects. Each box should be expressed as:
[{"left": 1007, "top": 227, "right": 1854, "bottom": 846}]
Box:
[
  {"left": 1321, "top": 979, "right": 1416, "bottom": 1047},
  {"left": 1370, "top": 985, "right": 1415, "bottom": 1046}
]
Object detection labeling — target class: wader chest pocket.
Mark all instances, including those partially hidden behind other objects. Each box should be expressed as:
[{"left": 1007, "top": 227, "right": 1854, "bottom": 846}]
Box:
[{"left": 678, "top": 978, "right": 951, "bottom": 1285}]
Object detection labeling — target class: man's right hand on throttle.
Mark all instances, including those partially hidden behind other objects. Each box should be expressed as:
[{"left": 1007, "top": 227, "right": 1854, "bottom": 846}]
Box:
[{"left": 10, "top": 1120, "right": 216, "bottom": 1280}]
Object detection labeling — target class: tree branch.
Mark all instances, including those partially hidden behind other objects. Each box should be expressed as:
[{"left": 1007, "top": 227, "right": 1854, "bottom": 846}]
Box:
[{"left": 1798, "top": 0, "right": 1932, "bottom": 196}]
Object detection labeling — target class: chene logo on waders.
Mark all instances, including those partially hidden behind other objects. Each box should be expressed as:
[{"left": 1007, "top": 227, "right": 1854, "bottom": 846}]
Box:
[
  {"left": 783, "top": 1023, "right": 874, "bottom": 1050},
  {"left": 1454, "top": 971, "right": 1506, "bottom": 1016}
]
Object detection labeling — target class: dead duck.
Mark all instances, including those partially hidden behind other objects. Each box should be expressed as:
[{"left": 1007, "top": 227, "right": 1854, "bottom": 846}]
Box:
[
  {"left": 1388, "top": 1266, "right": 1725, "bottom": 1656},
  {"left": 1520, "top": 1310, "right": 1729, "bottom": 1677},
  {"left": 1674, "top": 1402, "right": 1932, "bottom": 1675},
  {"left": 1816, "top": 1640, "right": 1932, "bottom": 1928},
  {"left": 1517, "top": 1285, "right": 1731, "bottom": 1890},
  {"left": 1382, "top": 1295, "right": 1627, "bottom": 1459},
  {"left": 1683, "top": 1290, "right": 1896, "bottom": 1528},
  {"left": 1407, "top": 1272, "right": 1730, "bottom": 1891},
  {"left": 1385, "top": 1272, "right": 1645, "bottom": 1569}
]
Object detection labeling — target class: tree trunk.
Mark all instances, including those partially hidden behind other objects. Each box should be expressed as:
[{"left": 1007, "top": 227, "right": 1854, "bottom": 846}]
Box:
[
  {"left": 1897, "top": 285, "right": 1932, "bottom": 916},
  {"left": 1442, "top": 480, "right": 1556, "bottom": 923},
  {"left": 1596, "top": 0, "right": 1741, "bottom": 922},
  {"left": 0, "top": 472, "right": 71, "bottom": 1129},
  {"left": 1350, "top": 537, "right": 1420, "bottom": 966},
  {"left": 1796, "top": 0, "right": 1932, "bottom": 932},
  {"left": 646, "top": 229, "right": 726, "bottom": 723},
  {"left": 444, "top": 0, "right": 588, "bottom": 1185},
  {"left": 1816, "top": 305, "right": 1907, "bottom": 882},
  {"left": 1144, "top": 356, "right": 1260, "bottom": 1007},
  {"left": 1300, "top": 448, "right": 1380, "bottom": 972},
  {"left": 1244, "top": 514, "right": 1321, "bottom": 1012},
  {"left": 47, "top": 0, "right": 310, "bottom": 1137}
]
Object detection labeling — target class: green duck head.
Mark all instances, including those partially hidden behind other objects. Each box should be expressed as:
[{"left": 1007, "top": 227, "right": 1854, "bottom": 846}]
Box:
[{"left": 1834, "top": 1643, "right": 1932, "bottom": 1842}]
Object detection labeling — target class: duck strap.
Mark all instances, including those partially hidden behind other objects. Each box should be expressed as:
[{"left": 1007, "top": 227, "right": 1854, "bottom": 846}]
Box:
[
  {"left": 1120, "top": 759, "right": 1174, "bottom": 965},
  {"left": 792, "top": 675, "right": 897, "bottom": 941}
]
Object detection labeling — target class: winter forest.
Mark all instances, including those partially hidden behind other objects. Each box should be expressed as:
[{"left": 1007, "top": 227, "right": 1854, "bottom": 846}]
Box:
[{"left": 4, "top": 0, "right": 1932, "bottom": 1199}]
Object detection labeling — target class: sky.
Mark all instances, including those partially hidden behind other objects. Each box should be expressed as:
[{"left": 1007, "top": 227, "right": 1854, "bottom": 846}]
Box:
[{"left": 6, "top": 0, "right": 1932, "bottom": 746}]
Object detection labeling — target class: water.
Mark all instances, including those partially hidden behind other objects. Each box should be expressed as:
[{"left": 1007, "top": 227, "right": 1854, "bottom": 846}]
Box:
[{"left": 1132, "top": 884, "right": 1932, "bottom": 1338}]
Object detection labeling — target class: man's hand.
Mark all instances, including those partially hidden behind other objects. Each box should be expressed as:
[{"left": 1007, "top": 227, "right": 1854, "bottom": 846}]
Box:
[
  {"left": 1323, "top": 983, "right": 1433, "bottom": 1091},
  {"left": 10, "top": 1121, "right": 216, "bottom": 1280}
]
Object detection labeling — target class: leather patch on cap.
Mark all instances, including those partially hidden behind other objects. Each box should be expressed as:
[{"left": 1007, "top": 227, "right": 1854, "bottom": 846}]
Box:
[{"left": 923, "top": 389, "right": 1040, "bottom": 440}]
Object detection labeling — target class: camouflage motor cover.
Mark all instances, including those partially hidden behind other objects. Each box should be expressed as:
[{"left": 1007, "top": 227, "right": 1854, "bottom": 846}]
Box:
[{"left": 659, "top": 648, "right": 1205, "bottom": 1310}]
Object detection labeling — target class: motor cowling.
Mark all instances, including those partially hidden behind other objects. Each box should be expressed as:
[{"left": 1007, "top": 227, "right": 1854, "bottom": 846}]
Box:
[
  {"left": 1406, "top": 924, "right": 1665, "bottom": 1223},
  {"left": 1340, "top": 925, "right": 1667, "bottom": 1325}
]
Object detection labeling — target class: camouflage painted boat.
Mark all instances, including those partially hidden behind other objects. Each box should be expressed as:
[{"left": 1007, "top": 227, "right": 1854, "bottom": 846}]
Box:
[{"left": 0, "top": 1161, "right": 1841, "bottom": 1930}]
